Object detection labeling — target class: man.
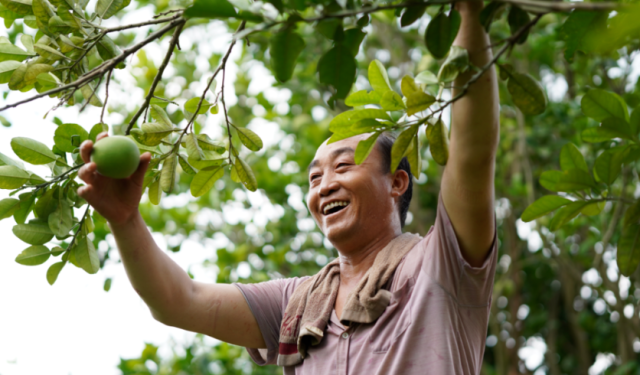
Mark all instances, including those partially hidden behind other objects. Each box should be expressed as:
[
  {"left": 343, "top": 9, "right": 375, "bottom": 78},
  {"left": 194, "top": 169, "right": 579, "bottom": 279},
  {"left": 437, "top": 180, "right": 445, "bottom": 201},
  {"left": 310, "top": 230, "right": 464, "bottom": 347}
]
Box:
[{"left": 77, "top": 0, "right": 499, "bottom": 373}]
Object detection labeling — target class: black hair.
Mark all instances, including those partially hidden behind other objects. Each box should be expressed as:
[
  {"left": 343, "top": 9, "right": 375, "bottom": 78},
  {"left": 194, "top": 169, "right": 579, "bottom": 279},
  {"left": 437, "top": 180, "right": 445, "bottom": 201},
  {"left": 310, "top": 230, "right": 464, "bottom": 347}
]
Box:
[{"left": 375, "top": 133, "right": 413, "bottom": 228}]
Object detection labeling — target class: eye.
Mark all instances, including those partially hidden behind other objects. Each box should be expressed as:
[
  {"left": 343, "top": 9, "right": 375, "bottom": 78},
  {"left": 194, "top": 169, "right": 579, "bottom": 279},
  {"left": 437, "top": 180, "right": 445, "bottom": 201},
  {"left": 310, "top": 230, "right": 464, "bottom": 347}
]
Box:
[
  {"left": 336, "top": 162, "right": 351, "bottom": 169},
  {"left": 310, "top": 174, "right": 320, "bottom": 181}
]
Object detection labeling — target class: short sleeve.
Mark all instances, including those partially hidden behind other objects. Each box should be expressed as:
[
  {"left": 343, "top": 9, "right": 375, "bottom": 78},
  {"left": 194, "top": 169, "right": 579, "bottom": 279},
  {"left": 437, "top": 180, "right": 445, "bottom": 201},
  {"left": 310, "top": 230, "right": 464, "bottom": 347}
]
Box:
[
  {"left": 422, "top": 194, "right": 498, "bottom": 307},
  {"left": 234, "top": 277, "right": 309, "bottom": 365}
]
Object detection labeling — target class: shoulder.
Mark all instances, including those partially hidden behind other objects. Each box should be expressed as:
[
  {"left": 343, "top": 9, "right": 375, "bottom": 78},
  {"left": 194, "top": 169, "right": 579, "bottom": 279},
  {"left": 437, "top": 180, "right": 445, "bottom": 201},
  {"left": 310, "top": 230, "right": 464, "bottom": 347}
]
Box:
[{"left": 389, "top": 231, "right": 432, "bottom": 292}]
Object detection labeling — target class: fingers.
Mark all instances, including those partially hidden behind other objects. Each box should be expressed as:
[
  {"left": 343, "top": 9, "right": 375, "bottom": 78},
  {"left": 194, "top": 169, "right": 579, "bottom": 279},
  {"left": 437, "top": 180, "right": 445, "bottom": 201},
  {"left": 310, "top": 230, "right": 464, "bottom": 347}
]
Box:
[
  {"left": 77, "top": 184, "right": 97, "bottom": 203},
  {"left": 96, "top": 132, "right": 108, "bottom": 141},
  {"left": 78, "top": 162, "right": 99, "bottom": 185},
  {"left": 80, "top": 140, "right": 93, "bottom": 163},
  {"left": 130, "top": 152, "right": 152, "bottom": 187}
]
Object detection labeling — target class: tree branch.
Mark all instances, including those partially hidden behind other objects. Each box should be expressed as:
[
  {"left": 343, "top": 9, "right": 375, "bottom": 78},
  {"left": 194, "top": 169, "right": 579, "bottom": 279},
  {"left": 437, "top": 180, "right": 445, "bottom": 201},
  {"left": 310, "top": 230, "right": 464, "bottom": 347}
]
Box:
[
  {"left": 0, "top": 18, "right": 186, "bottom": 113},
  {"left": 126, "top": 21, "right": 186, "bottom": 134}
]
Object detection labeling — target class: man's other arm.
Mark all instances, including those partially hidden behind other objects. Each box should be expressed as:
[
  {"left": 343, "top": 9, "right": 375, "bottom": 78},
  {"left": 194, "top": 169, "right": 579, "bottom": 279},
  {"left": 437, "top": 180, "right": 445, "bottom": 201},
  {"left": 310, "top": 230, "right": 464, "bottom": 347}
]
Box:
[
  {"left": 441, "top": 1, "right": 500, "bottom": 267},
  {"left": 109, "top": 215, "right": 266, "bottom": 348}
]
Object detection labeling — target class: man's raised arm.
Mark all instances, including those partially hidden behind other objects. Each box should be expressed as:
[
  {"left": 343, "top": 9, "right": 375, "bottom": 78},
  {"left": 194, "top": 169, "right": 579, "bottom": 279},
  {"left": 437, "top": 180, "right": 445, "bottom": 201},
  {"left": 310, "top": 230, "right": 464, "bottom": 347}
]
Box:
[
  {"left": 441, "top": 1, "right": 500, "bottom": 267},
  {"left": 77, "top": 134, "right": 266, "bottom": 349}
]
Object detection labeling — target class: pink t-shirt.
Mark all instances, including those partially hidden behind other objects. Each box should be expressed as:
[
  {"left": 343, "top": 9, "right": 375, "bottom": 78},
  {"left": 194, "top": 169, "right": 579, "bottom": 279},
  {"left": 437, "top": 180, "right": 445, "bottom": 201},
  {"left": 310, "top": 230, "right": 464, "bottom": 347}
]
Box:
[{"left": 235, "top": 199, "right": 498, "bottom": 374}]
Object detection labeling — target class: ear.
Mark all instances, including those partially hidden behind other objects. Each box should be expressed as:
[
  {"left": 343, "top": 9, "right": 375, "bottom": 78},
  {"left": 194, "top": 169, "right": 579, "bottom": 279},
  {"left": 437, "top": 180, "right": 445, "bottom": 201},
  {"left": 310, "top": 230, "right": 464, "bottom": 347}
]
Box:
[{"left": 390, "top": 169, "right": 410, "bottom": 198}]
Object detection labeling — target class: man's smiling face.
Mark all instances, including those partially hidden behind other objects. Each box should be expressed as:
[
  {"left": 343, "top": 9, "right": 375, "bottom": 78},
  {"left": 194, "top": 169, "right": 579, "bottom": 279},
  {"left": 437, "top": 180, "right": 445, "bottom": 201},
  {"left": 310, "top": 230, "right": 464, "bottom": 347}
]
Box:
[{"left": 306, "top": 134, "right": 405, "bottom": 247}]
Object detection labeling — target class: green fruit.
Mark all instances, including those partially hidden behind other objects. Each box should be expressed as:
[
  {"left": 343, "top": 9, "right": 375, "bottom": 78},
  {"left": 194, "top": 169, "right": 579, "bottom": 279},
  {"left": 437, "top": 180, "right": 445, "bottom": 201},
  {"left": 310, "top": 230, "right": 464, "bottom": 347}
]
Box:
[{"left": 91, "top": 136, "right": 140, "bottom": 179}]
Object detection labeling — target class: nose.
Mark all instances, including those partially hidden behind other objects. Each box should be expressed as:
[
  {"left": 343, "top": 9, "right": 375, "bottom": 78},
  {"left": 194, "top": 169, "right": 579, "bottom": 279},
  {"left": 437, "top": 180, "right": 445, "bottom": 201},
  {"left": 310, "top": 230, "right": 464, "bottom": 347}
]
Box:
[{"left": 319, "top": 175, "right": 339, "bottom": 197}]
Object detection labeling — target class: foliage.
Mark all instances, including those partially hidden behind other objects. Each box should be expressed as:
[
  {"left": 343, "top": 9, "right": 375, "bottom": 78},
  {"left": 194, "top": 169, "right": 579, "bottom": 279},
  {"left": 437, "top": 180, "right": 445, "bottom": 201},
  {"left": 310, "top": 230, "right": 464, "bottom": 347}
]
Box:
[{"left": 1, "top": 0, "right": 640, "bottom": 372}]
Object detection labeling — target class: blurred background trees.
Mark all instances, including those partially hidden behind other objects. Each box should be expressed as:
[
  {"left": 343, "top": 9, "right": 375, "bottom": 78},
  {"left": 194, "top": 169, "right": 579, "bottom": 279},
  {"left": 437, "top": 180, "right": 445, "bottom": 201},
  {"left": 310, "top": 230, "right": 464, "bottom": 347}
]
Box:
[{"left": 1, "top": 0, "right": 640, "bottom": 373}]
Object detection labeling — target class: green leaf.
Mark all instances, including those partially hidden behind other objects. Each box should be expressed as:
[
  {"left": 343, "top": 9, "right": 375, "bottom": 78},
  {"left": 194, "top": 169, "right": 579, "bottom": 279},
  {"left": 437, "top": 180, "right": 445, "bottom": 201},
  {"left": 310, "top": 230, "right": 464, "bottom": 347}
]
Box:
[
  {"left": 234, "top": 157, "right": 257, "bottom": 191},
  {"left": 185, "top": 0, "right": 234, "bottom": 17},
  {"left": 406, "top": 134, "right": 420, "bottom": 177},
  {"left": 141, "top": 122, "right": 173, "bottom": 146},
  {"left": 95, "top": 0, "right": 129, "bottom": 19},
  {"left": 617, "top": 223, "right": 640, "bottom": 277},
  {"left": 104, "top": 278, "right": 112, "bottom": 291},
  {"left": 270, "top": 27, "right": 305, "bottom": 83},
  {"left": 581, "top": 89, "right": 629, "bottom": 123},
  {"left": 344, "top": 90, "right": 382, "bottom": 107},
  {"left": 414, "top": 70, "right": 438, "bottom": 85},
  {"left": 559, "top": 10, "right": 604, "bottom": 62},
  {"left": 400, "top": 75, "right": 419, "bottom": 97},
  {"left": 148, "top": 178, "right": 161, "bottom": 205},
  {"left": 73, "top": 236, "right": 99, "bottom": 274},
  {"left": 236, "top": 126, "right": 263, "bottom": 151},
  {"left": 96, "top": 35, "right": 122, "bottom": 63},
  {"left": 437, "top": 45, "right": 469, "bottom": 83},
  {"left": 329, "top": 109, "right": 391, "bottom": 132},
  {"left": 581, "top": 201, "right": 604, "bottom": 216},
  {"left": 380, "top": 91, "right": 405, "bottom": 111},
  {"left": 196, "top": 134, "right": 225, "bottom": 153},
  {"left": 11, "top": 137, "right": 57, "bottom": 164},
  {"left": 0, "top": 0, "right": 33, "bottom": 15},
  {"left": 406, "top": 92, "right": 436, "bottom": 116},
  {"left": 327, "top": 119, "right": 385, "bottom": 144},
  {"left": 80, "top": 83, "right": 103, "bottom": 107},
  {"left": 13, "top": 193, "right": 35, "bottom": 224},
  {"left": 0, "top": 43, "right": 33, "bottom": 62},
  {"left": 46, "top": 261, "right": 64, "bottom": 285},
  {"left": 184, "top": 97, "right": 211, "bottom": 115},
  {"left": 507, "top": 6, "right": 530, "bottom": 44},
  {"left": 479, "top": 2, "right": 504, "bottom": 32},
  {"left": 160, "top": 154, "right": 177, "bottom": 194},
  {"left": 178, "top": 154, "right": 197, "bottom": 175},
  {"left": 400, "top": 5, "right": 426, "bottom": 27},
  {"left": 555, "top": 169, "right": 596, "bottom": 192},
  {"left": 354, "top": 131, "right": 381, "bottom": 165},
  {"left": 13, "top": 221, "right": 54, "bottom": 245},
  {"left": 559, "top": 143, "right": 588, "bottom": 172},
  {"left": 54, "top": 123, "right": 88, "bottom": 152},
  {"left": 624, "top": 200, "right": 640, "bottom": 229},
  {"left": 549, "top": 201, "right": 589, "bottom": 230},
  {"left": 540, "top": 170, "right": 563, "bottom": 192},
  {"left": 391, "top": 125, "right": 419, "bottom": 172},
  {"left": 581, "top": 117, "right": 633, "bottom": 142},
  {"left": 15, "top": 245, "right": 50, "bottom": 265},
  {"left": 317, "top": 44, "right": 356, "bottom": 99},
  {"left": 0, "top": 165, "right": 29, "bottom": 189},
  {"left": 8, "top": 62, "right": 27, "bottom": 90},
  {"left": 594, "top": 149, "right": 625, "bottom": 185},
  {"left": 521, "top": 195, "right": 572, "bottom": 222},
  {"left": 343, "top": 28, "right": 366, "bottom": 57},
  {"left": 630, "top": 108, "right": 640, "bottom": 137},
  {"left": 426, "top": 119, "right": 449, "bottom": 166},
  {"left": 89, "top": 123, "right": 108, "bottom": 142},
  {"left": 209, "top": 104, "right": 219, "bottom": 114},
  {"left": 0, "top": 60, "right": 21, "bottom": 83},
  {"left": 0, "top": 197, "right": 20, "bottom": 219},
  {"left": 150, "top": 104, "right": 172, "bottom": 128},
  {"left": 368, "top": 59, "right": 391, "bottom": 93},
  {"left": 35, "top": 186, "right": 59, "bottom": 218},
  {"left": 34, "top": 44, "right": 67, "bottom": 61},
  {"left": 506, "top": 72, "right": 547, "bottom": 115},
  {"left": 48, "top": 198, "right": 73, "bottom": 237},
  {"left": 316, "top": 19, "right": 342, "bottom": 39},
  {"left": 185, "top": 132, "right": 205, "bottom": 161},
  {"left": 190, "top": 165, "right": 224, "bottom": 197},
  {"left": 425, "top": 10, "right": 461, "bottom": 59}
]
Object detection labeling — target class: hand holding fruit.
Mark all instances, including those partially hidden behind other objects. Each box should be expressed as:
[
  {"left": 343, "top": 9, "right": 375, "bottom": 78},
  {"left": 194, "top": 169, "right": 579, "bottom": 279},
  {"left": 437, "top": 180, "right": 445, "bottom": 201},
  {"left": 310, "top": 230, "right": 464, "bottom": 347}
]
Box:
[{"left": 77, "top": 132, "right": 151, "bottom": 226}]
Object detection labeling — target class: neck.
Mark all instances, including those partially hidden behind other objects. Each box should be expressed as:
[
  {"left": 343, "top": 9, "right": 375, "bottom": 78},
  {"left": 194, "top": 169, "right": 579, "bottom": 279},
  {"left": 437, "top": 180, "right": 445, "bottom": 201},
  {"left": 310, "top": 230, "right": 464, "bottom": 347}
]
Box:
[{"left": 334, "top": 227, "right": 402, "bottom": 283}]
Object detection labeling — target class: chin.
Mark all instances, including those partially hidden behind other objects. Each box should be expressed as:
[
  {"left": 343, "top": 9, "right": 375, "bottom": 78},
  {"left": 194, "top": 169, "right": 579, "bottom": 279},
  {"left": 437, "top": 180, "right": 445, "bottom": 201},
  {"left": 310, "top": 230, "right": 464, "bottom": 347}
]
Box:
[{"left": 323, "top": 222, "right": 358, "bottom": 245}]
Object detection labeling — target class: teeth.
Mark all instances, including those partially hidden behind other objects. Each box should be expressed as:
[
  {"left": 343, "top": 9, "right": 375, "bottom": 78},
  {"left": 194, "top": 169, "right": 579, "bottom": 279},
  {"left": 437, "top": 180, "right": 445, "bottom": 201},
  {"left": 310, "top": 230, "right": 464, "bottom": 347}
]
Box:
[{"left": 323, "top": 201, "right": 349, "bottom": 215}]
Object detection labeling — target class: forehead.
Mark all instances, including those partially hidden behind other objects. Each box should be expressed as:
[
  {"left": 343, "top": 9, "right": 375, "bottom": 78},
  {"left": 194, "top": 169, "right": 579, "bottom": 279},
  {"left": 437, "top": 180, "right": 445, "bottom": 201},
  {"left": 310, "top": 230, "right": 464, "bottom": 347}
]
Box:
[{"left": 308, "top": 134, "right": 375, "bottom": 170}]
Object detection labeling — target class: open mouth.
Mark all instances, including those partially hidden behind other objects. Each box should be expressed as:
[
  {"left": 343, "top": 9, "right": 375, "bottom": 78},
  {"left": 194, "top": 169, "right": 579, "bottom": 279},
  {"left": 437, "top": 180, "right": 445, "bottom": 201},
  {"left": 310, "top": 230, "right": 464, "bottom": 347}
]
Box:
[{"left": 322, "top": 201, "right": 350, "bottom": 216}]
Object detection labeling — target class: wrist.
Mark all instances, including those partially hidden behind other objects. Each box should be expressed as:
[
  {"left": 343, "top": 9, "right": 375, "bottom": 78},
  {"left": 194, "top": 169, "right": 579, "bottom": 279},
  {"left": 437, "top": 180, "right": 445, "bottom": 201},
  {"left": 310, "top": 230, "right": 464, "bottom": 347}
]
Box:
[{"left": 108, "top": 210, "right": 143, "bottom": 232}]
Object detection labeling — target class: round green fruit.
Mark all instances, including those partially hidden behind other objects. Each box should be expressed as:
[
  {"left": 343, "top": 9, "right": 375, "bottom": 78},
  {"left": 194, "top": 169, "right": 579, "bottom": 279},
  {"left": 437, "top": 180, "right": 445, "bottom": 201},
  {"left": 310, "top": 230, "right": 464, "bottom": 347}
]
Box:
[{"left": 91, "top": 136, "right": 140, "bottom": 179}]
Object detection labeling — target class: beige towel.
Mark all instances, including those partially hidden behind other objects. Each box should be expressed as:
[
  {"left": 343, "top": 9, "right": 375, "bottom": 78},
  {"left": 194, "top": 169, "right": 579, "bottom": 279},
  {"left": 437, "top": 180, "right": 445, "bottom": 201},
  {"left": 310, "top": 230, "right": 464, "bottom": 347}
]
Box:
[{"left": 276, "top": 233, "right": 422, "bottom": 366}]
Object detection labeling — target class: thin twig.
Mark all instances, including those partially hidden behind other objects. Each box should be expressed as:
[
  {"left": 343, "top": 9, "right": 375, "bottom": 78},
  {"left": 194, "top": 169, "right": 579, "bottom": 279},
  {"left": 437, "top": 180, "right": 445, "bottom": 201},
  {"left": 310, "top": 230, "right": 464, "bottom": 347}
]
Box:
[
  {"left": 221, "top": 67, "right": 233, "bottom": 164},
  {"left": 0, "top": 18, "right": 186, "bottom": 112},
  {"left": 126, "top": 21, "right": 186, "bottom": 134},
  {"left": 100, "top": 70, "right": 112, "bottom": 124},
  {"left": 103, "top": 13, "right": 183, "bottom": 33},
  {"left": 154, "top": 9, "right": 184, "bottom": 19}
]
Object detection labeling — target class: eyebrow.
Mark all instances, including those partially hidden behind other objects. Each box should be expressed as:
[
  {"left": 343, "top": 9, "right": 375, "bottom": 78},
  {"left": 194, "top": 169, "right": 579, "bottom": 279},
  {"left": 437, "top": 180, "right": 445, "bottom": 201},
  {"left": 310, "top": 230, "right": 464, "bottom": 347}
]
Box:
[{"left": 307, "top": 147, "right": 355, "bottom": 173}]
